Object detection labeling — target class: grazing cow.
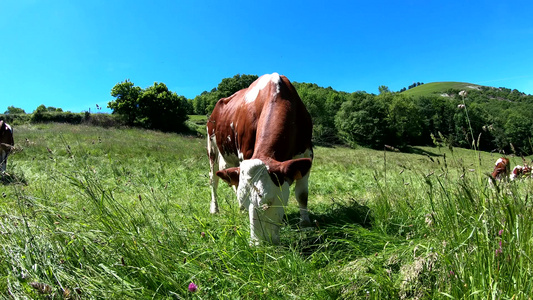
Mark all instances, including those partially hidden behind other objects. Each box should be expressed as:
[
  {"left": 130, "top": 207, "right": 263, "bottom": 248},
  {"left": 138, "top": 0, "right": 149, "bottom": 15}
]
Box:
[
  {"left": 207, "top": 73, "right": 313, "bottom": 244},
  {"left": 490, "top": 157, "right": 510, "bottom": 182},
  {"left": 510, "top": 164, "right": 532, "bottom": 180},
  {"left": 0, "top": 120, "right": 14, "bottom": 173}
]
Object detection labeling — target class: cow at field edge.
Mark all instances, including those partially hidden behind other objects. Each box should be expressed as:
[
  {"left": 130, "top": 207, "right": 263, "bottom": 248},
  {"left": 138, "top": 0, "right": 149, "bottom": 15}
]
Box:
[
  {"left": 207, "top": 73, "right": 313, "bottom": 244},
  {"left": 0, "top": 120, "right": 14, "bottom": 173},
  {"left": 490, "top": 157, "right": 510, "bottom": 182},
  {"left": 510, "top": 164, "right": 532, "bottom": 180}
]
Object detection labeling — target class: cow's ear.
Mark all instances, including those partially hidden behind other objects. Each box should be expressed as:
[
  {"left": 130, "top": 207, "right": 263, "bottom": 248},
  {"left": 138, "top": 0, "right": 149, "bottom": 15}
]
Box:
[
  {"left": 270, "top": 158, "right": 312, "bottom": 182},
  {"left": 216, "top": 167, "right": 240, "bottom": 186}
]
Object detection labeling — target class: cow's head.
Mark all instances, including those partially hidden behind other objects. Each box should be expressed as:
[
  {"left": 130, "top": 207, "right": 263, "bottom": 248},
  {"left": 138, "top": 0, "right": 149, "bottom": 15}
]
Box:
[{"left": 217, "top": 157, "right": 312, "bottom": 244}]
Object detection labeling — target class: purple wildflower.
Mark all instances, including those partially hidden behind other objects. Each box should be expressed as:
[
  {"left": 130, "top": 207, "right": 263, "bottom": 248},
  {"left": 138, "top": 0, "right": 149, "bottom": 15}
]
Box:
[
  {"left": 188, "top": 282, "right": 198, "bottom": 292},
  {"left": 495, "top": 240, "right": 503, "bottom": 257},
  {"left": 498, "top": 229, "right": 504, "bottom": 236}
]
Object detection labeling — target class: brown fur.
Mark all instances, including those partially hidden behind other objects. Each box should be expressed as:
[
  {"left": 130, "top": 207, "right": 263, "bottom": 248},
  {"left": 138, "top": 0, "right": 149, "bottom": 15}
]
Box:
[
  {"left": 491, "top": 157, "right": 510, "bottom": 180},
  {"left": 0, "top": 120, "right": 14, "bottom": 151},
  {"left": 207, "top": 74, "right": 313, "bottom": 177}
]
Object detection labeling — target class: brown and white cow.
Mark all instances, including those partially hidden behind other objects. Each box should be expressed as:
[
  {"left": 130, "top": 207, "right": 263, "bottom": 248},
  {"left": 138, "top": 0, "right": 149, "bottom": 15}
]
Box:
[
  {"left": 491, "top": 157, "right": 510, "bottom": 181},
  {"left": 207, "top": 73, "right": 313, "bottom": 244},
  {"left": 510, "top": 164, "right": 532, "bottom": 180},
  {"left": 0, "top": 120, "right": 14, "bottom": 173}
]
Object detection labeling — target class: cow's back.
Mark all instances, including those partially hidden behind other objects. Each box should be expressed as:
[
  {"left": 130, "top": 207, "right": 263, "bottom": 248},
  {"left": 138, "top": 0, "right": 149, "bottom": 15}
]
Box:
[
  {"left": 252, "top": 75, "right": 311, "bottom": 161},
  {"left": 208, "top": 73, "right": 312, "bottom": 162}
]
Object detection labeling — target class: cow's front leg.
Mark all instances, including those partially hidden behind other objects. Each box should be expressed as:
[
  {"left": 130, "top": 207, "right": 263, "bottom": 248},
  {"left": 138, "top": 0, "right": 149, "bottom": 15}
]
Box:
[
  {"left": 209, "top": 168, "right": 220, "bottom": 214},
  {"left": 294, "top": 173, "right": 311, "bottom": 227},
  {"left": 207, "top": 134, "right": 220, "bottom": 214}
]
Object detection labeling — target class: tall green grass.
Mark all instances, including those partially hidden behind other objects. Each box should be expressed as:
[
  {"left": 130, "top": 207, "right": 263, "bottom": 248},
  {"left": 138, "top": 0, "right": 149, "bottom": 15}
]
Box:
[{"left": 1, "top": 123, "right": 532, "bottom": 299}]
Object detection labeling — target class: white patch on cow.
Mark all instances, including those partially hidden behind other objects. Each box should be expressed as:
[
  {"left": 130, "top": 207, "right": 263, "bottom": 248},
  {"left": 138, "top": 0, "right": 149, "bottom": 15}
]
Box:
[
  {"left": 230, "top": 122, "right": 234, "bottom": 130},
  {"left": 292, "top": 148, "right": 313, "bottom": 227},
  {"left": 511, "top": 165, "right": 523, "bottom": 181},
  {"left": 237, "top": 159, "right": 289, "bottom": 244},
  {"left": 245, "top": 73, "right": 281, "bottom": 103},
  {"left": 207, "top": 129, "right": 241, "bottom": 214},
  {"left": 227, "top": 135, "right": 231, "bottom": 142},
  {"left": 495, "top": 158, "right": 504, "bottom": 166},
  {"left": 207, "top": 132, "right": 220, "bottom": 213},
  {"left": 294, "top": 172, "right": 310, "bottom": 225}
]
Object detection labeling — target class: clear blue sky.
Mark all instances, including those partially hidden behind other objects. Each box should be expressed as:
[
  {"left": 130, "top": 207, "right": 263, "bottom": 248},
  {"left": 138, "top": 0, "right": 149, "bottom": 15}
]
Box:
[{"left": 1, "top": 1, "right": 532, "bottom": 114}]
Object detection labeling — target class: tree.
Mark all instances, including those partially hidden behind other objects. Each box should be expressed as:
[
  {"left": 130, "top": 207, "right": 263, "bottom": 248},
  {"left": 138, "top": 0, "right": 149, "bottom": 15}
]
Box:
[
  {"left": 217, "top": 74, "right": 258, "bottom": 98},
  {"left": 35, "top": 105, "right": 46, "bottom": 113},
  {"left": 108, "top": 80, "right": 189, "bottom": 132},
  {"left": 4, "top": 106, "right": 26, "bottom": 114},
  {"left": 191, "top": 74, "right": 259, "bottom": 116},
  {"left": 137, "top": 82, "right": 189, "bottom": 132},
  {"left": 386, "top": 94, "right": 422, "bottom": 147},
  {"left": 193, "top": 93, "right": 207, "bottom": 115},
  {"left": 46, "top": 106, "right": 63, "bottom": 112},
  {"left": 335, "top": 94, "right": 389, "bottom": 148},
  {"left": 108, "top": 79, "right": 142, "bottom": 125},
  {"left": 505, "top": 111, "right": 533, "bottom": 154},
  {"left": 378, "top": 85, "right": 391, "bottom": 94}
]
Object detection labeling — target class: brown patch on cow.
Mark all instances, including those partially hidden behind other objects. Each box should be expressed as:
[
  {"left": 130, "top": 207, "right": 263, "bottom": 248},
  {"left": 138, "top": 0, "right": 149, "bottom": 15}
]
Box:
[
  {"left": 0, "top": 121, "right": 14, "bottom": 149},
  {"left": 207, "top": 74, "right": 312, "bottom": 164},
  {"left": 216, "top": 167, "right": 240, "bottom": 186},
  {"left": 268, "top": 158, "right": 313, "bottom": 186},
  {"left": 491, "top": 157, "right": 510, "bottom": 180}
]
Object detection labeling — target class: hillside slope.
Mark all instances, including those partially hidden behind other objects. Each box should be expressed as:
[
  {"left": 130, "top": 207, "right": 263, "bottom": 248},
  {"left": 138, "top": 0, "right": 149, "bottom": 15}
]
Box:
[{"left": 400, "top": 82, "right": 483, "bottom": 97}]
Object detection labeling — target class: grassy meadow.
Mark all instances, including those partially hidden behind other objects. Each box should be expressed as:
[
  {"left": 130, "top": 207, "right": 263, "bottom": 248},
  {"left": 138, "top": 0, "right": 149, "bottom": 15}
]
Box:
[
  {"left": 1, "top": 123, "right": 533, "bottom": 299},
  {"left": 401, "top": 82, "right": 482, "bottom": 97}
]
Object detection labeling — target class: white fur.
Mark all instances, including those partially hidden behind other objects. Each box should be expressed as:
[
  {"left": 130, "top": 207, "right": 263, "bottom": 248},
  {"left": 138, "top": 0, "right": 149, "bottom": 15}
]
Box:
[
  {"left": 207, "top": 132, "right": 220, "bottom": 213},
  {"left": 238, "top": 159, "right": 289, "bottom": 244},
  {"left": 245, "top": 73, "right": 281, "bottom": 103},
  {"left": 208, "top": 116, "right": 313, "bottom": 244},
  {"left": 511, "top": 165, "right": 523, "bottom": 181},
  {"left": 295, "top": 173, "right": 311, "bottom": 225},
  {"left": 207, "top": 129, "right": 241, "bottom": 213}
]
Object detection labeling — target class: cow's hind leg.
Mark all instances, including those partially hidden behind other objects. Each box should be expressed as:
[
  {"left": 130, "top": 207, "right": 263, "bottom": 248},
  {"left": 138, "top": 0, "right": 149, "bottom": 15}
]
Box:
[
  {"left": 0, "top": 151, "right": 7, "bottom": 174},
  {"left": 294, "top": 173, "right": 311, "bottom": 227}
]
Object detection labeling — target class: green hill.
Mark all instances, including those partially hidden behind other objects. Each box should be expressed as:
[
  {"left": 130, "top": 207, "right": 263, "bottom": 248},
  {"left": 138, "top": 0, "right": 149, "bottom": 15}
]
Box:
[{"left": 401, "top": 82, "right": 483, "bottom": 97}]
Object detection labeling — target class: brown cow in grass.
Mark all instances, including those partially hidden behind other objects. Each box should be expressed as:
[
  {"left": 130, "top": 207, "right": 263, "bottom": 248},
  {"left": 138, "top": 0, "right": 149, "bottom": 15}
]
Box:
[
  {"left": 491, "top": 157, "right": 510, "bottom": 181},
  {"left": 0, "top": 120, "right": 14, "bottom": 173},
  {"left": 207, "top": 73, "right": 313, "bottom": 244}
]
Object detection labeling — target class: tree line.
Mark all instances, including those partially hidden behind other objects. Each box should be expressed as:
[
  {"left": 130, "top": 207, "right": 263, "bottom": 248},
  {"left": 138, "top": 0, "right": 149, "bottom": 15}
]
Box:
[
  {"left": 3, "top": 75, "right": 533, "bottom": 155},
  {"left": 190, "top": 75, "right": 533, "bottom": 155}
]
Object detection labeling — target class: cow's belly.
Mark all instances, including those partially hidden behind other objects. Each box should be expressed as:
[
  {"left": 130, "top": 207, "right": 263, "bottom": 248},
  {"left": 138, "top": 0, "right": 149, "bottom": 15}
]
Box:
[
  {"left": 292, "top": 148, "right": 313, "bottom": 160},
  {"left": 219, "top": 152, "right": 239, "bottom": 170},
  {"left": 208, "top": 132, "right": 240, "bottom": 170}
]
